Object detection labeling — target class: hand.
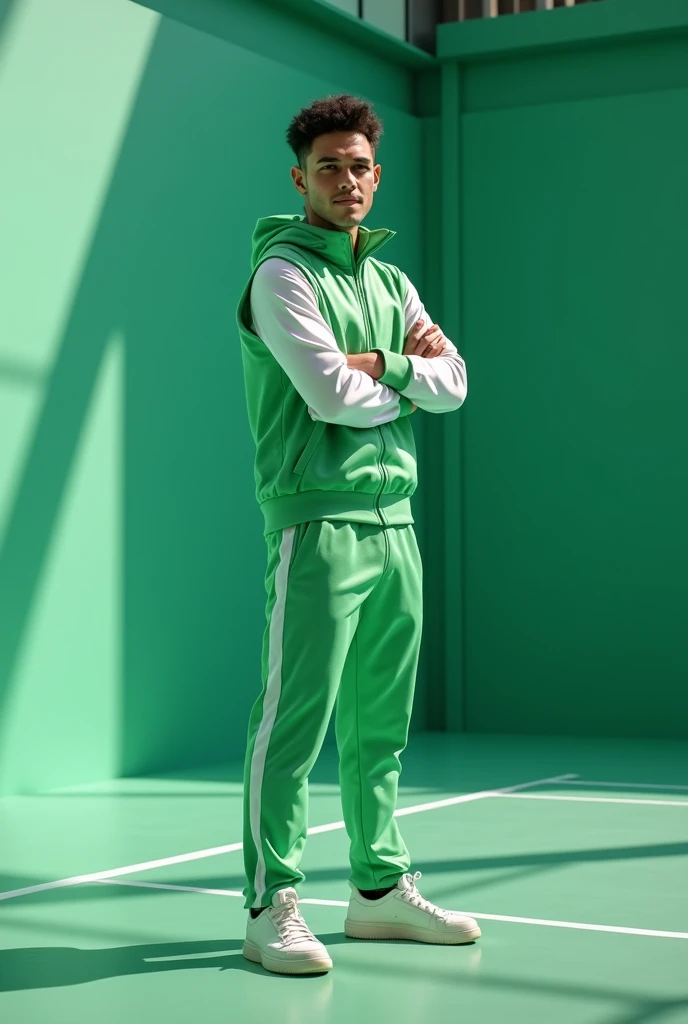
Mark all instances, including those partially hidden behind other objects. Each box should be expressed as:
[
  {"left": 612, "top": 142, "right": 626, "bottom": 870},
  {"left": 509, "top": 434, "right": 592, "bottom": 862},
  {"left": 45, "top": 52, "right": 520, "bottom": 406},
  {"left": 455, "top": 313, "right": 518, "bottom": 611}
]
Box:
[
  {"left": 404, "top": 319, "right": 447, "bottom": 359},
  {"left": 346, "top": 352, "right": 417, "bottom": 412},
  {"left": 346, "top": 351, "right": 384, "bottom": 380}
]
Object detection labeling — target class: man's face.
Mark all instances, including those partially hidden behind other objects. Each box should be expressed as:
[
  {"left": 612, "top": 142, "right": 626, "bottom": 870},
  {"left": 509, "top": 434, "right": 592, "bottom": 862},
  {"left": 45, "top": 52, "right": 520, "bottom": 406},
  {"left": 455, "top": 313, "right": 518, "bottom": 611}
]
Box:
[{"left": 292, "top": 131, "right": 381, "bottom": 231}]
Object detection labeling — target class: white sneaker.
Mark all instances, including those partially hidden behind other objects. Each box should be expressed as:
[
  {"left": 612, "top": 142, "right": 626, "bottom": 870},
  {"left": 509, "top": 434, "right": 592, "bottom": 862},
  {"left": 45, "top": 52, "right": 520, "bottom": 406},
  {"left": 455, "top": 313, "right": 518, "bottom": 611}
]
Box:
[
  {"left": 345, "top": 871, "right": 481, "bottom": 945},
  {"left": 243, "top": 888, "right": 333, "bottom": 975}
]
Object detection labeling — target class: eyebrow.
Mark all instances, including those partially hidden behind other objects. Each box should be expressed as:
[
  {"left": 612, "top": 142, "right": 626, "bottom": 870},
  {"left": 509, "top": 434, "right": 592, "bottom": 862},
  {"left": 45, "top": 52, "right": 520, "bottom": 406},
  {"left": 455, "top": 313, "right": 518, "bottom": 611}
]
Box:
[{"left": 315, "top": 156, "right": 371, "bottom": 165}]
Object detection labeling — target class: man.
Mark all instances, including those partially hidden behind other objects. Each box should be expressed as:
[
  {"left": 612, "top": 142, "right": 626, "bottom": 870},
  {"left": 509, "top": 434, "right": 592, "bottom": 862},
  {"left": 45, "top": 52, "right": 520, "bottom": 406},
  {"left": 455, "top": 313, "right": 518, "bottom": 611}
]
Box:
[{"left": 235, "top": 93, "right": 478, "bottom": 976}]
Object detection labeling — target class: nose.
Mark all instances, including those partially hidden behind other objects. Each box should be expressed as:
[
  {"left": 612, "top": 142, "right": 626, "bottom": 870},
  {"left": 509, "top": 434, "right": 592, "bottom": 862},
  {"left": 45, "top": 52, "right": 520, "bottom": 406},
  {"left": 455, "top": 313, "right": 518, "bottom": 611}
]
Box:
[{"left": 339, "top": 170, "right": 357, "bottom": 189}]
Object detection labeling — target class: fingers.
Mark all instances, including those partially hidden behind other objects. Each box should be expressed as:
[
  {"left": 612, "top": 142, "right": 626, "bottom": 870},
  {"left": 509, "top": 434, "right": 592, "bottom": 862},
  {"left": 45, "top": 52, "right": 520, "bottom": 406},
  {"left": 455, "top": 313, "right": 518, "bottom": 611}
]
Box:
[
  {"left": 402, "top": 319, "right": 423, "bottom": 352},
  {"left": 413, "top": 321, "right": 446, "bottom": 358},
  {"left": 408, "top": 320, "right": 431, "bottom": 349},
  {"left": 423, "top": 340, "right": 446, "bottom": 358},
  {"left": 404, "top": 320, "right": 446, "bottom": 358}
]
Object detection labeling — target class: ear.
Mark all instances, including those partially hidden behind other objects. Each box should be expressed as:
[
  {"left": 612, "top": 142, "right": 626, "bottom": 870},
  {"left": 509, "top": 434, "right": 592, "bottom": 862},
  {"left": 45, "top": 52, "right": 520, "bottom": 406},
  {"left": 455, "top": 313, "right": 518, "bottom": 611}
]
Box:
[{"left": 291, "top": 165, "right": 307, "bottom": 194}]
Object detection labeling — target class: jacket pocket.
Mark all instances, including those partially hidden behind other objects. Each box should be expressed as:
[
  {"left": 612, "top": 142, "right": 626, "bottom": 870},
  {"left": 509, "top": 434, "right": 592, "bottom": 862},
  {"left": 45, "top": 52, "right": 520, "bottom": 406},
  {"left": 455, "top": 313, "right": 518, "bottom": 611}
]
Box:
[{"left": 294, "top": 420, "right": 327, "bottom": 476}]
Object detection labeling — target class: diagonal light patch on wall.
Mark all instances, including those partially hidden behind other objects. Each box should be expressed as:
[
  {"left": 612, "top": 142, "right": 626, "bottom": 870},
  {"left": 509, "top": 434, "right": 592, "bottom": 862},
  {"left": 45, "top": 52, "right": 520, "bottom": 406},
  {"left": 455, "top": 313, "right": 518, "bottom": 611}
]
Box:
[
  {"left": 0, "top": 331, "right": 124, "bottom": 795},
  {"left": 0, "top": 0, "right": 159, "bottom": 794},
  {"left": 0, "top": 0, "right": 18, "bottom": 47},
  {"left": 0, "top": 0, "right": 158, "bottom": 547}
]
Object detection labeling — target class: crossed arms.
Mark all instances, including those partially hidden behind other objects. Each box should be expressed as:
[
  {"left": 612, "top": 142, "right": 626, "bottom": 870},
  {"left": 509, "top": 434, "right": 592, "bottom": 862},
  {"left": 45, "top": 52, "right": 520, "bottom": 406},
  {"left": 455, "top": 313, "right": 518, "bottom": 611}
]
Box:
[{"left": 249, "top": 258, "right": 467, "bottom": 429}]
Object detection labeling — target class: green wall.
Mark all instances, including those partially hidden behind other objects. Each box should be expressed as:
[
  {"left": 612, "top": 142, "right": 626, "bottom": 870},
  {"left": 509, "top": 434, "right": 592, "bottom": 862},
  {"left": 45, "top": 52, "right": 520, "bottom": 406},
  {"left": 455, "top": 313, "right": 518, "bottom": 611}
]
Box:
[
  {"left": 0, "top": 0, "right": 434, "bottom": 795},
  {"left": 1, "top": 0, "right": 685, "bottom": 797},
  {"left": 437, "top": 0, "right": 688, "bottom": 738}
]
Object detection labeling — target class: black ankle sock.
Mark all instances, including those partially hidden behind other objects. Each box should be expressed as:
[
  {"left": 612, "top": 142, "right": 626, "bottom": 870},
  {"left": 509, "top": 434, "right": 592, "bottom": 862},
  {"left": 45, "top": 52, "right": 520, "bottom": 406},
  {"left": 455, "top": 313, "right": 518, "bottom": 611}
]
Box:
[
  {"left": 250, "top": 906, "right": 268, "bottom": 919},
  {"left": 358, "top": 885, "right": 396, "bottom": 900}
]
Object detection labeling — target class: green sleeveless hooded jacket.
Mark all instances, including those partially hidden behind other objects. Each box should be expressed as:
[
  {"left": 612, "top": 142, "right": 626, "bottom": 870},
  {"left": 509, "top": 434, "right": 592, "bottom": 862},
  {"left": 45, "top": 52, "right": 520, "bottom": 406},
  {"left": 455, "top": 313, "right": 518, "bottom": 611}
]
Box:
[{"left": 236, "top": 214, "right": 418, "bottom": 536}]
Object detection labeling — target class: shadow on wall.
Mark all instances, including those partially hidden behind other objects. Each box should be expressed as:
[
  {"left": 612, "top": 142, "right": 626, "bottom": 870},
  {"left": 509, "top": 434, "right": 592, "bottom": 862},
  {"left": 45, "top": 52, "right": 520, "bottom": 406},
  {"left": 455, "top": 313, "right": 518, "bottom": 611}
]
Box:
[
  {"left": 0, "top": 0, "right": 16, "bottom": 37},
  {"left": 0, "top": 13, "right": 294, "bottom": 787},
  {"left": 0, "top": 0, "right": 429, "bottom": 795}
]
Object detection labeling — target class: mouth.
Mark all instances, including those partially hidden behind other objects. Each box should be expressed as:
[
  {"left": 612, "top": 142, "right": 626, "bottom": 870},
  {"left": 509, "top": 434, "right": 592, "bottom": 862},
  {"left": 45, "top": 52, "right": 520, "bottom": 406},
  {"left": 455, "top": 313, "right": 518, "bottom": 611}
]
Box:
[{"left": 334, "top": 197, "right": 361, "bottom": 206}]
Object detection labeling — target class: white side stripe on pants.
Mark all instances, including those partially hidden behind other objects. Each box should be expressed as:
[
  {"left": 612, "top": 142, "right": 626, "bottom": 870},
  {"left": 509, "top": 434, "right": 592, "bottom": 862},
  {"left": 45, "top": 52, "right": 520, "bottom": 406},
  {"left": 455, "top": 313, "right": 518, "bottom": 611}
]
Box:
[{"left": 248, "top": 526, "right": 295, "bottom": 907}]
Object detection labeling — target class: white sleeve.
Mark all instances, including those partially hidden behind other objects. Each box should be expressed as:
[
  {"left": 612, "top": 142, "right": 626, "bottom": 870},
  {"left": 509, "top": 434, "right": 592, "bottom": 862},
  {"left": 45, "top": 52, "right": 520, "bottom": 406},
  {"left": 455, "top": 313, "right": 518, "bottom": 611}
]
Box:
[
  {"left": 400, "top": 273, "right": 468, "bottom": 413},
  {"left": 249, "top": 258, "right": 409, "bottom": 428}
]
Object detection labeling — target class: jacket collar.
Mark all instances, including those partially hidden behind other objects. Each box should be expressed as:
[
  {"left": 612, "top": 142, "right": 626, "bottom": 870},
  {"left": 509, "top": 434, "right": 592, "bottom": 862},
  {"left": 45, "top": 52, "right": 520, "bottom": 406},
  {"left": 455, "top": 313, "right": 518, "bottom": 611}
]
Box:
[{"left": 251, "top": 213, "right": 396, "bottom": 271}]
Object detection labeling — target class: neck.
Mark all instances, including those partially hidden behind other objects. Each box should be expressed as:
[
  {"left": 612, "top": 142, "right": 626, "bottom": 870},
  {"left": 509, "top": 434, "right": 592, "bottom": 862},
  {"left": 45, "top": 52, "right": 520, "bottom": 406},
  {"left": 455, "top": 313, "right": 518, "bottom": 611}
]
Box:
[{"left": 304, "top": 205, "right": 358, "bottom": 253}]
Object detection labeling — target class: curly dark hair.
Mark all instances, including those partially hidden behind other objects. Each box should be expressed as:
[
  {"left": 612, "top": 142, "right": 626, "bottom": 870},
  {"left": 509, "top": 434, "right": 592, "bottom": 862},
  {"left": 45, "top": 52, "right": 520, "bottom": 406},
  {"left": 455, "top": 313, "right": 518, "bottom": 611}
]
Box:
[{"left": 286, "top": 94, "right": 384, "bottom": 169}]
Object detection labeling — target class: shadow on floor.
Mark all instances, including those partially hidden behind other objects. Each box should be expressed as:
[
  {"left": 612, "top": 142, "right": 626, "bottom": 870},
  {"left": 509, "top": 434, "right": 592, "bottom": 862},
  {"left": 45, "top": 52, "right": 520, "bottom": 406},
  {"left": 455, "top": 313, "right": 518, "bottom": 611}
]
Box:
[
  {"left": 1, "top": 932, "right": 685, "bottom": 1024},
  {"left": 0, "top": 934, "right": 353, "bottom": 990},
  {"left": 100, "top": 838, "right": 688, "bottom": 903}
]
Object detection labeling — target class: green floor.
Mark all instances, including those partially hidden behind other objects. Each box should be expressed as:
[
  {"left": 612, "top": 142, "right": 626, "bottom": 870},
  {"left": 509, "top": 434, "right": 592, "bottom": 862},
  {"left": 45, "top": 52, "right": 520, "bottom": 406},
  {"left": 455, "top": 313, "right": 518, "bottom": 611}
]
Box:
[{"left": 1, "top": 734, "right": 687, "bottom": 1022}]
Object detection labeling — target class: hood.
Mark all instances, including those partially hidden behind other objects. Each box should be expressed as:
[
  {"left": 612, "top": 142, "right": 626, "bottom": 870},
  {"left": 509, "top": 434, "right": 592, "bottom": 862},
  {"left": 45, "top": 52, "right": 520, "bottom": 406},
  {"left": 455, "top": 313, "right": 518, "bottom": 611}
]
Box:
[{"left": 249, "top": 213, "right": 396, "bottom": 271}]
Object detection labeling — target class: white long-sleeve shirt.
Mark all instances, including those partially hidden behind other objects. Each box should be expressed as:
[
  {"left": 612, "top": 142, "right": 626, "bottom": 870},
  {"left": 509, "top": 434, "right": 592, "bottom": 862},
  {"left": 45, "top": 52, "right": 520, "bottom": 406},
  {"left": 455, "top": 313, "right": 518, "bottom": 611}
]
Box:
[{"left": 249, "top": 257, "right": 467, "bottom": 430}]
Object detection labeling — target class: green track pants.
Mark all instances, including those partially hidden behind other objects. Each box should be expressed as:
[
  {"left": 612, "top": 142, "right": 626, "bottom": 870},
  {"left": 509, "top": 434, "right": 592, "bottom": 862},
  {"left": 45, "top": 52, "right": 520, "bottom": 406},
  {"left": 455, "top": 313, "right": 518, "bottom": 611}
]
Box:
[{"left": 242, "top": 518, "right": 423, "bottom": 909}]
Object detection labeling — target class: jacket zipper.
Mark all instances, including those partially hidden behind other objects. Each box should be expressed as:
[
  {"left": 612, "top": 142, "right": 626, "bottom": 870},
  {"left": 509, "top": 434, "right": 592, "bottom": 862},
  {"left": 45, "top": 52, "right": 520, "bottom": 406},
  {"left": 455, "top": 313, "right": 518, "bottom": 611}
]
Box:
[{"left": 353, "top": 248, "right": 387, "bottom": 527}]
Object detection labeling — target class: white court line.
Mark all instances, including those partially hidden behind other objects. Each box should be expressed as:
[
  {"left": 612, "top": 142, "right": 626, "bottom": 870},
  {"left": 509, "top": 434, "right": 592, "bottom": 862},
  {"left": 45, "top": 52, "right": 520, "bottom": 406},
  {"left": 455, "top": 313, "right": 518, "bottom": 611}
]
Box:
[
  {"left": 99, "top": 879, "right": 245, "bottom": 898},
  {"left": 453, "top": 912, "right": 688, "bottom": 941},
  {"left": 98, "top": 878, "right": 688, "bottom": 941},
  {"left": 0, "top": 773, "right": 574, "bottom": 903},
  {"left": 496, "top": 793, "right": 688, "bottom": 808},
  {"left": 98, "top": 878, "right": 347, "bottom": 908},
  {"left": 388, "top": 773, "right": 577, "bottom": 818},
  {"left": 0, "top": 840, "right": 245, "bottom": 903},
  {"left": 559, "top": 780, "right": 688, "bottom": 792}
]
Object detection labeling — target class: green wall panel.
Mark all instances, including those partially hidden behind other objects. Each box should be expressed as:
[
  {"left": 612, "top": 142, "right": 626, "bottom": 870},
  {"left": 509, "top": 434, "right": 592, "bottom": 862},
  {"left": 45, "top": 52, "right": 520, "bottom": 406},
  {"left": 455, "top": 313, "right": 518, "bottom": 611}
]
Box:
[
  {"left": 0, "top": 0, "right": 429, "bottom": 794},
  {"left": 462, "top": 34, "right": 688, "bottom": 114},
  {"left": 0, "top": 0, "right": 159, "bottom": 795},
  {"left": 460, "top": 83, "right": 688, "bottom": 738},
  {"left": 134, "top": 0, "right": 424, "bottom": 113}
]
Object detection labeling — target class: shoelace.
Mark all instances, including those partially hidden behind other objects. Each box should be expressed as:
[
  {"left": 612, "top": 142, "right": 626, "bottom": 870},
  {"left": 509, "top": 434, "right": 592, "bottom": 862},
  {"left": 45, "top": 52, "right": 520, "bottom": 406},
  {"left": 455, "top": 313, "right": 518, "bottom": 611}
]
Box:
[
  {"left": 271, "top": 895, "right": 316, "bottom": 944},
  {"left": 400, "top": 871, "right": 449, "bottom": 921}
]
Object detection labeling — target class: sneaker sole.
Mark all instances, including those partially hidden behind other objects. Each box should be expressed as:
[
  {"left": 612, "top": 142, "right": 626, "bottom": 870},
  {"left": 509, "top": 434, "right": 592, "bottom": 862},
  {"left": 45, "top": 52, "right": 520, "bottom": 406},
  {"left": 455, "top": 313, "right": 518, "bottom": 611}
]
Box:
[
  {"left": 344, "top": 920, "right": 481, "bottom": 944},
  {"left": 242, "top": 939, "right": 333, "bottom": 975}
]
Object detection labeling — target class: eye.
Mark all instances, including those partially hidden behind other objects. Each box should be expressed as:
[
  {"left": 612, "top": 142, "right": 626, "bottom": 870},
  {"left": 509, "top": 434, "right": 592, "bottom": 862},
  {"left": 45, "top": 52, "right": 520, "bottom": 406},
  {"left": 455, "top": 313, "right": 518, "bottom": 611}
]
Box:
[{"left": 322, "top": 164, "right": 369, "bottom": 171}]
